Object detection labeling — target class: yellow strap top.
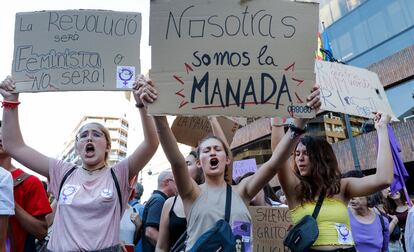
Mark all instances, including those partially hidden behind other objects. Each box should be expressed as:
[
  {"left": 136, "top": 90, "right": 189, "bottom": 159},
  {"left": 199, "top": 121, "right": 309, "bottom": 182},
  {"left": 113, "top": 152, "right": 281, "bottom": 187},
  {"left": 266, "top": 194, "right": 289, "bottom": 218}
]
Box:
[{"left": 290, "top": 198, "right": 354, "bottom": 246}]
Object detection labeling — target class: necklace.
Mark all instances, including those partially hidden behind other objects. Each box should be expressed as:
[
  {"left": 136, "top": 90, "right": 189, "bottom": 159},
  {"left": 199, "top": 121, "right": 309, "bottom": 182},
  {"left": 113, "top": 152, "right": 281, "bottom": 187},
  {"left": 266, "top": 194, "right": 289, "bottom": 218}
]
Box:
[{"left": 82, "top": 165, "right": 106, "bottom": 175}]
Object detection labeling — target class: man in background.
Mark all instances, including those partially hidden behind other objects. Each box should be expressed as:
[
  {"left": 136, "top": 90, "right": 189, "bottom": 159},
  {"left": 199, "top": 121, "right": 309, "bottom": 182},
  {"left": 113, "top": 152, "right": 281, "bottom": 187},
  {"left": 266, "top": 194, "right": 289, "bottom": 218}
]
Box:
[
  {"left": 0, "top": 121, "right": 52, "bottom": 252},
  {"left": 141, "top": 171, "right": 177, "bottom": 252},
  {"left": 0, "top": 166, "right": 14, "bottom": 252}
]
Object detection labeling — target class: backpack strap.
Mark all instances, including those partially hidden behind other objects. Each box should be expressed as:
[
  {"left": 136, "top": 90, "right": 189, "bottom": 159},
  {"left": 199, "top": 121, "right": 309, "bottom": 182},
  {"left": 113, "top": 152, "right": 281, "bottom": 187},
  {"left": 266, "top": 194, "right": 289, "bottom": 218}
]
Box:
[
  {"left": 378, "top": 212, "right": 386, "bottom": 250},
  {"left": 312, "top": 190, "right": 325, "bottom": 219},
  {"left": 13, "top": 172, "right": 31, "bottom": 187},
  {"left": 110, "top": 168, "right": 123, "bottom": 214},
  {"left": 57, "top": 166, "right": 122, "bottom": 214},
  {"left": 224, "top": 184, "right": 232, "bottom": 223},
  {"left": 57, "top": 166, "right": 77, "bottom": 201},
  {"left": 8, "top": 171, "right": 31, "bottom": 252}
]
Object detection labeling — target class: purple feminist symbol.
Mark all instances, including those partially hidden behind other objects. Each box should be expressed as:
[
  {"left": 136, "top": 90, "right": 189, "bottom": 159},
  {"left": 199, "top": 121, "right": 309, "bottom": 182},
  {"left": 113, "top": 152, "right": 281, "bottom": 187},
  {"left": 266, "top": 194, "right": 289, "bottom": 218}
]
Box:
[{"left": 118, "top": 68, "right": 133, "bottom": 86}]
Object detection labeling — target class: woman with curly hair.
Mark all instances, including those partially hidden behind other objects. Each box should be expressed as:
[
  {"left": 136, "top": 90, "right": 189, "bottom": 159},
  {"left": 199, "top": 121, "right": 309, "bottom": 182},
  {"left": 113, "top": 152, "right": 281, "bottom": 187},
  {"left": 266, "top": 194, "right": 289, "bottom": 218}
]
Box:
[{"left": 272, "top": 112, "right": 394, "bottom": 252}]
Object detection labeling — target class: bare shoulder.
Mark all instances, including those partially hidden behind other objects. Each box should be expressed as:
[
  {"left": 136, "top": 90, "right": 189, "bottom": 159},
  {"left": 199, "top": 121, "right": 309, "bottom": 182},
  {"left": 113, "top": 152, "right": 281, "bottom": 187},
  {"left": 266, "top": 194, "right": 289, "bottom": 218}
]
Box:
[{"left": 163, "top": 197, "right": 174, "bottom": 209}]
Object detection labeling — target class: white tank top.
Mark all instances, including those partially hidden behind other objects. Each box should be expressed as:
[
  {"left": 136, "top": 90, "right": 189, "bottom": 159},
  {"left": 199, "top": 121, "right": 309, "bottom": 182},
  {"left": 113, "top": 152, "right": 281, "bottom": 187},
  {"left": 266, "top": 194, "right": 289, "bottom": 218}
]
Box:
[{"left": 186, "top": 184, "right": 251, "bottom": 250}]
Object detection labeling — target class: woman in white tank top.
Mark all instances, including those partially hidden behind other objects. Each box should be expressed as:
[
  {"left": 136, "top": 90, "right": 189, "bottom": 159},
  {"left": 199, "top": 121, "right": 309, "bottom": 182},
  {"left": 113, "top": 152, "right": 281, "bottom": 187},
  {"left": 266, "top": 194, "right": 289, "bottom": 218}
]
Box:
[{"left": 142, "top": 80, "right": 322, "bottom": 251}]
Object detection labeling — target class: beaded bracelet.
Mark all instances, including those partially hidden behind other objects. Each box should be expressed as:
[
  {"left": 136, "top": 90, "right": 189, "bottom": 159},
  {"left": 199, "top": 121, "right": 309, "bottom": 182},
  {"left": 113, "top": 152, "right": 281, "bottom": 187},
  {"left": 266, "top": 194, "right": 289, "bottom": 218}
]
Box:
[{"left": 1, "top": 100, "right": 20, "bottom": 109}]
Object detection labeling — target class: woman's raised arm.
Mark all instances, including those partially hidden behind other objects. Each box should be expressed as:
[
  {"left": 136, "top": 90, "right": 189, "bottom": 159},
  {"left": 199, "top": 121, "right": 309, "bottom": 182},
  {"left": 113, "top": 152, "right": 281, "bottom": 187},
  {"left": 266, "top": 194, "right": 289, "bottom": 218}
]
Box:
[
  {"left": 342, "top": 112, "right": 393, "bottom": 199},
  {"left": 238, "top": 86, "right": 321, "bottom": 204},
  {"left": 0, "top": 76, "right": 49, "bottom": 178},
  {"left": 127, "top": 76, "right": 159, "bottom": 180}
]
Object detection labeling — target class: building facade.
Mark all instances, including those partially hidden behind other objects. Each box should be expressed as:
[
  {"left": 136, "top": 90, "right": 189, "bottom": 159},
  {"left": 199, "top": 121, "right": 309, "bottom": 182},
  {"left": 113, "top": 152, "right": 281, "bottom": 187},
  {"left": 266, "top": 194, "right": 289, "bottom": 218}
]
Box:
[
  {"left": 230, "top": 0, "right": 414, "bottom": 185},
  {"left": 321, "top": 0, "right": 414, "bottom": 119},
  {"left": 59, "top": 116, "right": 129, "bottom": 166}
]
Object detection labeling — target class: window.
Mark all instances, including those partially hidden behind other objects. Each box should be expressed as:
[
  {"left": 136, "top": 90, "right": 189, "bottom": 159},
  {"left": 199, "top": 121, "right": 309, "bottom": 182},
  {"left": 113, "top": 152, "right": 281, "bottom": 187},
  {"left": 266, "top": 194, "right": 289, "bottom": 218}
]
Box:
[
  {"left": 337, "top": 32, "right": 353, "bottom": 60},
  {"left": 367, "top": 11, "right": 388, "bottom": 45},
  {"left": 387, "top": 1, "right": 408, "bottom": 34}
]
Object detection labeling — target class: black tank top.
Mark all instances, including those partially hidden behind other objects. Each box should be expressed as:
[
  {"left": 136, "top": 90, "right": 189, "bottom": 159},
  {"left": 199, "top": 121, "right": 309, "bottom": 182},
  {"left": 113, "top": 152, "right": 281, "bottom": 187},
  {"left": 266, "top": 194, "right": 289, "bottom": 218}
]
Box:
[{"left": 168, "top": 196, "right": 187, "bottom": 247}]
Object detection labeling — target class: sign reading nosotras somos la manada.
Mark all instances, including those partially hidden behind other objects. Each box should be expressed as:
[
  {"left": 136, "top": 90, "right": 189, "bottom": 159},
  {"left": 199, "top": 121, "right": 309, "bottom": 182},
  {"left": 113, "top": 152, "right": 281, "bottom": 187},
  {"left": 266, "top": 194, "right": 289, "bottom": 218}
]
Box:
[
  {"left": 13, "top": 10, "right": 141, "bottom": 92},
  {"left": 148, "top": 0, "right": 319, "bottom": 118}
]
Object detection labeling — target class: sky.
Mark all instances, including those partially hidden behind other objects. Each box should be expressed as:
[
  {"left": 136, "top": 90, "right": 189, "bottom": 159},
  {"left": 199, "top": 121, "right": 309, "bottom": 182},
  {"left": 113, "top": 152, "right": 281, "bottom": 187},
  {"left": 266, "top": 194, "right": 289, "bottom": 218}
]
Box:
[{"left": 0, "top": 0, "right": 188, "bottom": 200}]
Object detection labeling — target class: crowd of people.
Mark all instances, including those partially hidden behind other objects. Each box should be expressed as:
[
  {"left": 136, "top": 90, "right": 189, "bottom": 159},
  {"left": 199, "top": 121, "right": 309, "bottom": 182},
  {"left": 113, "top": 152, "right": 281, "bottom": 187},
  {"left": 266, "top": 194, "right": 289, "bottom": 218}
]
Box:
[{"left": 0, "top": 75, "right": 413, "bottom": 252}]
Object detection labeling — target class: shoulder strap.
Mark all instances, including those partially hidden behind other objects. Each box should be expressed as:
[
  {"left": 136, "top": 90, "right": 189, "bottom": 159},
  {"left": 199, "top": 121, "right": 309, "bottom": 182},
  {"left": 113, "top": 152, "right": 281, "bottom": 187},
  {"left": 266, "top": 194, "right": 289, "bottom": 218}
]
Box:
[
  {"left": 378, "top": 213, "right": 385, "bottom": 233},
  {"left": 224, "top": 184, "right": 232, "bottom": 222},
  {"left": 171, "top": 195, "right": 178, "bottom": 208},
  {"left": 13, "top": 172, "right": 31, "bottom": 187},
  {"left": 57, "top": 166, "right": 77, "bottom": 200},
  {"left": 56, "top": 166, "right": 122, "bottom": 214},
  {"left": 110, "top": 168, "right": 123, "bottom": 214},
  {"left": 312, "top": 190, "right": 325, "bottom": 219},
  {"left": 171, "top": 230, "right": 187, "bottom": 252},
  {"left": 378, "top": 212, "right": 386, "bottom": 250},
  {"left": 131, "top": 200, "right": 139, "bottom": 207}
]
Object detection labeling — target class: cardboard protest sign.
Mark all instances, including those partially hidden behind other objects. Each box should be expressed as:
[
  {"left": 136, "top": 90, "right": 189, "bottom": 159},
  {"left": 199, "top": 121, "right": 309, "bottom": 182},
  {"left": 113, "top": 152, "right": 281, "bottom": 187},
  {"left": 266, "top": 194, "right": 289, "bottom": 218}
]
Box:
[
  {"left": 227, "top": 117, "right": 248, "bottom": 127},
  {"left": 315, "top": 61, "right": 397, "bottom": 120},
  {"left": 171, "top": 116, "right": 239, "bottom": 147},
  {"left": 149, "top": 0, "right": 319, "bottom": 118},
  {"left": 249, "top": 206, "right": 292, "bottom": 252},
  {"left": 13, "top": 10, "right": 141, "bottom": 92},
  {"left": 232, "top": 158, "right": 257, "bottom": 180}
]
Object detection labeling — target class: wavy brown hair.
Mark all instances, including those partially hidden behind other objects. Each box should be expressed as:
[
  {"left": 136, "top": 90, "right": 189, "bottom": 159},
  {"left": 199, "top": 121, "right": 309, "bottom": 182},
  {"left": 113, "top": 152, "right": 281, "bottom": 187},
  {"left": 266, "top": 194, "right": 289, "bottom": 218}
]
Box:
[
  {"left": 293, "top": 135, "right": 341, "bottom": 204},
  {"left": 197, "top": 135, "right": 233, "bottom": 185}
]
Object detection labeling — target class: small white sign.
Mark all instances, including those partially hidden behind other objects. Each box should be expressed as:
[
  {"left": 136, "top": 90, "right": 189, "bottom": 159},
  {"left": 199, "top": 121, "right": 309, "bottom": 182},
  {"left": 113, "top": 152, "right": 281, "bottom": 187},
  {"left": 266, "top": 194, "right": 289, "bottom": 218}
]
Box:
[{"left": 116, "top": 66, "right": 135, "bottom": 89}]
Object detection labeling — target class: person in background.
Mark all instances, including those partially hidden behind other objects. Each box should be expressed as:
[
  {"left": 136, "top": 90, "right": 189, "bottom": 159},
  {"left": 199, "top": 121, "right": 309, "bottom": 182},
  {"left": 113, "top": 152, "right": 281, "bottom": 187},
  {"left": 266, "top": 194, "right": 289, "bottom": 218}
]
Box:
[
  {"left": 384, "top": 188, "right": 412, "bottom": 250},
  {"left": 272, "top": 112, "right": 393, "bottom": 252},
  {"left": 349, "top": 194, "right": 389, "bottom": 252},
  {"left": 141, "top": 171, "right": 177, "bottom": 252},
  {"left": 120, "top": 177, "right": 142, "bottom": 252},
  {"left": 0, "top": 166, "right": 14, "bottom": 252},
  {"left": 275, "top": 188, "right": 288, "bottom": 206},
  {"left": 130, "top": 181, "right": 145, "bottom": 215},
  {"left": 370, "top": 190, "right": 403, "bottom": 252},
  {"left": 0, "top": 120, "right": 51, "bottom": 252},
  {"left": 129, "top": 181, "right": 145, "bottom": 252},
  {"left": 155, "top": 150, "right": 204, "bottom": 252},
  {"left": 404, "top": 206, "right": 414, "bottom": 252},
  {"left": 0, "top": 75, "right": 158, "bottom": 251}
]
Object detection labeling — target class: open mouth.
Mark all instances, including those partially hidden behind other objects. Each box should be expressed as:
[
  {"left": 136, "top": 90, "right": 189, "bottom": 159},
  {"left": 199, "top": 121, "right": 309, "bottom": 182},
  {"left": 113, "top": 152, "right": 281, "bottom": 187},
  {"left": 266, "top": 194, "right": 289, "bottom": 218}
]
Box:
[
  {"left": 85, "top": 143, "right": 95, "bottom": 156},
  {"left": 210, "top": 158, "right": 219, "bottom": 168}
]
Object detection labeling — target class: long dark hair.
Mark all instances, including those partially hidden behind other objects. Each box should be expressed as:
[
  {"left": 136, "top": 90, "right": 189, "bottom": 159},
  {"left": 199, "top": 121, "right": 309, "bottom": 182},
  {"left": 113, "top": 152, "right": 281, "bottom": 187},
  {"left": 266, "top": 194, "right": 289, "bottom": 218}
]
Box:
[
  {"left": 293, "top": 135, "right": 341, "bottom": 204},
  {"left": 197, "top": 135, "right": 233, "bottom": 185}
]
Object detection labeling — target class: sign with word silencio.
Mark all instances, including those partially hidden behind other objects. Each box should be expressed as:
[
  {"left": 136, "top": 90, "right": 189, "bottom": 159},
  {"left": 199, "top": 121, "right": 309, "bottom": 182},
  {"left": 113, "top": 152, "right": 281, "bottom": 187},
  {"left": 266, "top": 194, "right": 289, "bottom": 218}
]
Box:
[
  {"left": 13, "top": 10, "right": 141, "bottom": 92},
  {"left": 249, "top": 206, "right": 292, "bottom": 252},
  {"left": 315, "top": 61, "right": 398, "bottom": 121},
  {"left": 171, "top": 116, "right": 239, "bottom": 147},
  {"left": 148, "top": 0, "right": 319, "bottom": 118}
]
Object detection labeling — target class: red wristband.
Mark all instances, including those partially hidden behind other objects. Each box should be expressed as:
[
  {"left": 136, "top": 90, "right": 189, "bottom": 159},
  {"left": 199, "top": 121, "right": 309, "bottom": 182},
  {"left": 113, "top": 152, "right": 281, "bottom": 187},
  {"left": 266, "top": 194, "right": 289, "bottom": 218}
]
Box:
[{"left": 1, "top": 100, "right": 20, "bottom": 109}]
